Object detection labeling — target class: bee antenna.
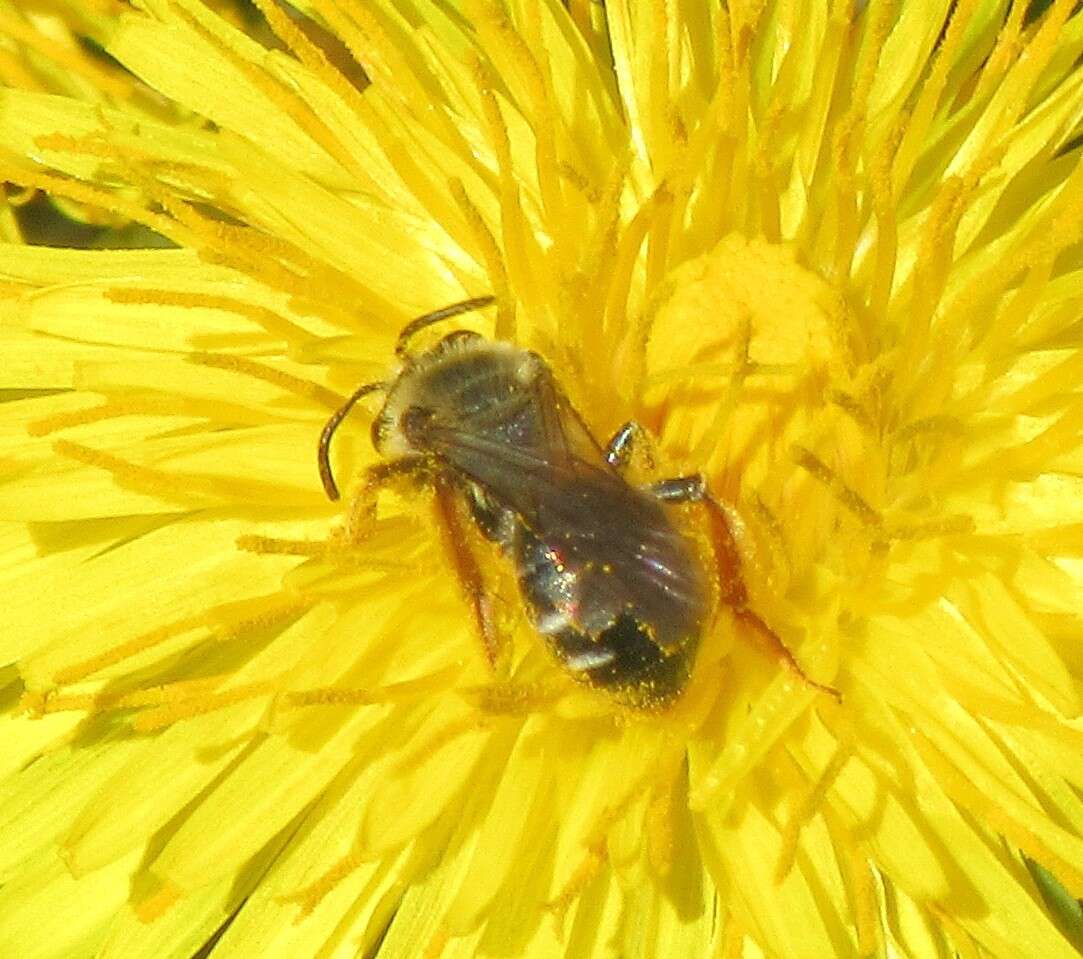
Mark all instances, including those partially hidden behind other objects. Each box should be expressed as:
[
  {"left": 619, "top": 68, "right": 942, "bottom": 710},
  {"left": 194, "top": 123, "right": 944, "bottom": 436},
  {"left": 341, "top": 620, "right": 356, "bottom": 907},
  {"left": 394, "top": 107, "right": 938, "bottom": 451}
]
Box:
[
  {"left": 318, "top": 381, "right": 387, "bottom": 501},
  {"left": 395, "top": 295, "right": 496, "bottom": 357}
]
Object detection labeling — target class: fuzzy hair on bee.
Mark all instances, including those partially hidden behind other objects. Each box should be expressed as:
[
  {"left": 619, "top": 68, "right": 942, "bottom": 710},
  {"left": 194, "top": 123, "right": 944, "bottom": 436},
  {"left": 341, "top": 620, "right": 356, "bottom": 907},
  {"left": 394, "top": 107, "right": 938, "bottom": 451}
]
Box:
[{"left": 317, "top": 297, "right": 839, "bottom": 710}]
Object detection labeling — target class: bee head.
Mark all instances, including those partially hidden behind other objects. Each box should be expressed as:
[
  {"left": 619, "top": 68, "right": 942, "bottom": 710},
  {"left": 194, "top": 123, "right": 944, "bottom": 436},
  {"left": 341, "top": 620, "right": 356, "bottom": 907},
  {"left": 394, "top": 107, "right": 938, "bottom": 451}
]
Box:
[
  {"left": 369, "top": 387, "right": 437, "bottom": 458},
  {"left": 400, "top": 404, "right": 436, "bottom": 445}
]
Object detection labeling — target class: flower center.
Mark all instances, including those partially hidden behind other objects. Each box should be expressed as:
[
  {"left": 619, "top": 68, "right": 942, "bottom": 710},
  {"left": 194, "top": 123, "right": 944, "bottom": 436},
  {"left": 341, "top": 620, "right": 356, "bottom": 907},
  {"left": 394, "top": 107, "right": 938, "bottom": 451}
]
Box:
[
  {"left": 638, "top": 234, "right": 877, "bottom": 712},
  {"left": 642, "top": 233, "right": 877, "bottom": 567}
]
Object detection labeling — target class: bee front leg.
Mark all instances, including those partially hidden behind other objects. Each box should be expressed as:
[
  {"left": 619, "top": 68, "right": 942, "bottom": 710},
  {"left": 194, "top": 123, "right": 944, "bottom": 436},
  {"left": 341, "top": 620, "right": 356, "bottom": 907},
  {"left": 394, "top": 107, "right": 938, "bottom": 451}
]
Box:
[
  {"left": 343, "top": 457, "right": 435, "bottom": 542},
  {"left": 646, "top": 474, "right": 841, "bottom": 702}
]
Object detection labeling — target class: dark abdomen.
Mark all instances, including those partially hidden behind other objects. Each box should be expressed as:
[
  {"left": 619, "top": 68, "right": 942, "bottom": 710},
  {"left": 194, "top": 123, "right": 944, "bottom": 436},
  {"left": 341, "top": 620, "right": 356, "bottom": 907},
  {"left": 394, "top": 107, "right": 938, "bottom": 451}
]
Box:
[{"left": 512, "top": 514, "right": 705, "bottom": 709}]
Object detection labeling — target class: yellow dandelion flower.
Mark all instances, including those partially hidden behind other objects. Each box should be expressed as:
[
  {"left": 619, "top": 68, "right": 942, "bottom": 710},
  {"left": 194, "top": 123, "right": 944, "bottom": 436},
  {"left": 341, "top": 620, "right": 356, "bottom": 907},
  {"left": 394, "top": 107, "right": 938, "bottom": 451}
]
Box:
[{"left": 1, "top": 0, "right": 1083, "bottom": 957}]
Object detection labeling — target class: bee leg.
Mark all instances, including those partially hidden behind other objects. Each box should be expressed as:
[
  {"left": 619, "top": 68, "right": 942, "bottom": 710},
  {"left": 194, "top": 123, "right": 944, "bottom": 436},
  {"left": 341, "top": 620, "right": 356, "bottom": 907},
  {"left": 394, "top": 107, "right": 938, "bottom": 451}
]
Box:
[
  {"left": 647, "top": 475, "right": 841, "bottom": 702},
  {"left": 604, "top": 420, "right": 656, "bottom": 472},
  {"left": 343, "top": 457, "right": 434, "bottom": 542},
  {"left": 432, "top": 476, "right": 508, "bottom": 673}
]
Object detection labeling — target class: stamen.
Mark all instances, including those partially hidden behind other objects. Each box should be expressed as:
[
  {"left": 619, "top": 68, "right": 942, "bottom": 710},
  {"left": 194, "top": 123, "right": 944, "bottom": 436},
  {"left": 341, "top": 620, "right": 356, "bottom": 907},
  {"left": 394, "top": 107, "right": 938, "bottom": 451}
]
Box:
[
  {"left": 187, "top": 352, "right": 341, "bottom": 409},
  {"left": 691, "top": 311, "right": 753, "bottom": 462},
  {"left": 52, "top": 439, "right": 300, "bottom": 506},
  {"left": 31, "top": 133, "right": 235, "bottom": 204},
  {"left": 546, "top": 840, "right": 607, "bottom": 924},
  {"left": 582, "top": 158, "right": 628, "bottom": 354},
  {"left": 423, "top": 926, "right": 450, "bottom": 959},
  {"left": 20, "top": 689, "right": 109, "bottom": 717},
  {"left": 645, "top": 184, "right": 677, "bottom": 295},
  {"left": 447, "top": 178, "right": 513, "bottom": 342},
  {"left": 845, "top": 842, "right": 881, "bottom": 958},
  {"left": 603, "top": 185, "right": 671, "bottom": 348},
  {"left": 518, "top": 0, "right": 567, "bottom": 218},
  {"left": 393, "top": 716, "right": 491, "bottom": 776},
  {"left": 971, "top": 0, "right": 1028, "bottom": 103},
  {"left": 754, "top": 105, "right": 783, "bottom": 243},
  {"left": 907, "top": 175, "right": 969, "bottom": 339},
  {"left": 700, "top": 10, "right": 737, "bottom": 242},
  {"left": 247, "top": 0, "right": 367, "bottom": 110},
  {"left": 729, "top": 0, "right": 769, "bottom": 66},
  {"left": 948, "top": 156, "right": 1083, "bottom": 351},
  {"left": 891, "top": 415, "right": 965, "bottom": 444},
  {"left": 564, "top": 0, "right": 605, "bottom": 57},
  {"left": 281, "top": 850, "right": 365, "bottom": 917},
  {"left": 131, "top": 177, "right": 372, "bottom": 319},
  {"left": 891, "top": 0, "right": 981, "bottom": 196},
  {"left": 281, "top": 665, "right": 463, "bottom": 710},
  {"left": 965, "top": 0, "right": 1075, "bottom": 167},
  {"left": 775, "top": 746, "right": 851, "bottom": 882},
  {"left": 826, "top": 389, "right": 875, "bottom": 432},
  {"left": 173, "top": 3, "right": 368, "bottom": 185},
  {"left": 472, "top": 56, "right": 550, "bottom": 323},
  {"left": 28, "top": 398, "right": 213, "bottom": 436},
  {"left": 317, "top": 0, "right": 491, "bottom": 187},
  {"left": 308, "top": 0, "right": 399, "bottom": 92},
  {"left": 0, "top": 162, "right": 184, "bottom": 244},
  {"left": 462, "top": 681, "right": 563, "bottom": 716},
  {"left": 790, "top": 445, "right": 882, "bottom": 528},
  {"left": 117, "top": 678, "right": 222, "bottom": 708},
  {"left": 549, "top": 760, "right": 667, "bottom": 920},
  {"left": 470, "top": 0, "right": 562, "bottom": 222},
  {"left": 235, "top": 535, "right": 328, "bottom": 557},
  {"left": 646, "top": 0, "right": 671, "bottom": 167},
  {"left": 134, "top": 882, "right": 183, "bottom": 923},
  {"left": 644, "top": 360, "right": 797, "bottom": 388},
  {"left": 827, "top": 0, "right": 893, "bottom": 282},
  {"left": 132, "top": 679, "right": 278, "bottom": 731},
  {"left": 52, "top": 594, "right": 308, "bottom": 685},
  {"left": 0, "top": 10, "right": 133, "bottom": 98},
  {"left": 744, "top": 492, "right": 792, "bottom": 585},
  {"left": 866, "top": 114, "right": 906, "bottom": 319},
  {"left": 719, "top": 916, "right": 746, "bottom": 959},
  {"left": 886, "top": 516, "right": 976, "bottom": 541},
  {"left": 928, "top": 904, "right": 982, "bottom": 959},
  {"left": 104, "top": 289, "right": 315, "bottom": 346},
  {"left": 645, "top": 756, "right": 683, "bottom": 877}
]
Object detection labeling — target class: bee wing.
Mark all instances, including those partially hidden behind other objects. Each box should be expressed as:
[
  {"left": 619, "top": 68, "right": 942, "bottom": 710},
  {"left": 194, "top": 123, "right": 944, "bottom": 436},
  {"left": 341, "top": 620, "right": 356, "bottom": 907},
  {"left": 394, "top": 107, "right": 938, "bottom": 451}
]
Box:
[
  {"left": 424, "top": 424, "right": 705, "bottom": 649},
  {"left": 529, "top": 366, "right": 607, "bottom": 470},
  {"left": 423, "top": 420, "right": 616, "bottom": 528}
]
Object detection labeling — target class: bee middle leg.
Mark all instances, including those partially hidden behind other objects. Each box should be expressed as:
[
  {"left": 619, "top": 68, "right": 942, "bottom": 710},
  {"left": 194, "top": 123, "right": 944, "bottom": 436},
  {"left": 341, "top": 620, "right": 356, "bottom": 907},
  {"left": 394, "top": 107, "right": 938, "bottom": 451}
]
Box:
[
  {"left": 432, "top": 477, "right": 507, "bottom": 672},
  {"left": 605, "top": 420, "right": 656, "bottom": 472},
  {"left": 647, "top": 474, "right": 841, "bottom": 701}
]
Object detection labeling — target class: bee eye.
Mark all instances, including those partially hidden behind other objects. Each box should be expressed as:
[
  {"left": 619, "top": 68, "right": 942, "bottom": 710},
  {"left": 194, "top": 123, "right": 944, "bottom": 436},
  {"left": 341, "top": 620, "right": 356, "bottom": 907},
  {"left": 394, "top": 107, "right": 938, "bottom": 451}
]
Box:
[
  {"left": 401, "top": 405, "right": 435, "bottom": 440},
  {"left": 370, "top": 413, "right": 389, "bottom": 451}
]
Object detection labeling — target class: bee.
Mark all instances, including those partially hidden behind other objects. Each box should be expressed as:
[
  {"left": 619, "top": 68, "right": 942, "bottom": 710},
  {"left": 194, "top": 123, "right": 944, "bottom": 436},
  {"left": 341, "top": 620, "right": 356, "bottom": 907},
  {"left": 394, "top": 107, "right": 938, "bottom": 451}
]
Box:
[{"left": 317, "top": 298, "right": 835, "bottom": 709}]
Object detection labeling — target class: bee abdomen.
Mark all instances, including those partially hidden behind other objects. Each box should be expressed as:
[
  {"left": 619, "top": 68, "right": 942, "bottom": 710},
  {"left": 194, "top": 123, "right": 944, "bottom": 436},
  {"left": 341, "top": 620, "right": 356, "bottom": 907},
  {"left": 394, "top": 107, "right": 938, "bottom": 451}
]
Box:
[
  {"left": 547, "top": 613, "right": 693, "bottom": 708},
  {"left": 513, "top": 525, "right": 698, "bottom": 707}
]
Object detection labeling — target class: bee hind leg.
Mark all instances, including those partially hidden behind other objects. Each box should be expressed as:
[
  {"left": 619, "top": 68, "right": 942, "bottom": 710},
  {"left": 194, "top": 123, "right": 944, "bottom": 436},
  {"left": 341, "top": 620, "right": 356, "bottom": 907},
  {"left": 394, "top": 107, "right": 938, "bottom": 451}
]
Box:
[{"left": 647, "top": 474, "right": 841, "bottom": 702}]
